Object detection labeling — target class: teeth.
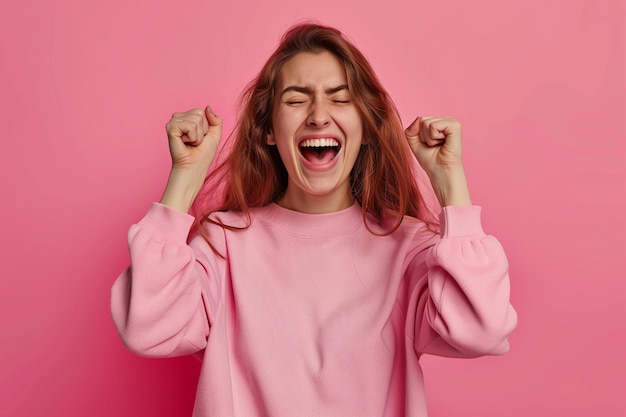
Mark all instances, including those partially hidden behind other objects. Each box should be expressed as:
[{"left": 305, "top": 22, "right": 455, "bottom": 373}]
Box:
[{"left": 300, "top": 138, "right": 340, "bottom": 148}]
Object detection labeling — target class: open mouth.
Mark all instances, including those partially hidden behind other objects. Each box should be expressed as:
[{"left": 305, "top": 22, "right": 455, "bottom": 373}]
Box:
[{"left": 299, "top": 138, "right": 341, "bottom": 164}]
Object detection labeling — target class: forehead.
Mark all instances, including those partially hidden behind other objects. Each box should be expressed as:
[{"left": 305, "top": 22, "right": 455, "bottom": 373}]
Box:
[{"left": 277, "top": 51, "right": 347, "bottom": 89}]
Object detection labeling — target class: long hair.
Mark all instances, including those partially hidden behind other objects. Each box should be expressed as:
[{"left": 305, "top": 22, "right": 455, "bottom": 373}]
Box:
[{"left": 192, "top": 23, "right": 440, "bottom": 245}]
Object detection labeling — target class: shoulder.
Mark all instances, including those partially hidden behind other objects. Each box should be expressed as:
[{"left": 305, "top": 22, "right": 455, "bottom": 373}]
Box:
[
  {"left": 205, "top": 209, "right": 250, "bottom": 229},
  {"left": 366, "top": 210, "right": 437, "bottom": 238},
  {"left": 200, "top": 205, "right": 277, "bottom": 236},
  {"left": 396, "top": 215, "right": 440, "bottom": 253},
  {"left": 359, "top": 211, "right": 440, "bottom": 257}
]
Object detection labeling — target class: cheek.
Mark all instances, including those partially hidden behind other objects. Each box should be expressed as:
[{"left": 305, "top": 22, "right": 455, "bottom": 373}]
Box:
[
  {"left": 339, "top": 108, "right": 364, "bottom": 132},
  {"left": 345, "top": 120, "right": 364, "bottom": 144},
  {"left": 272, "top": 110, "right": 300, "bottom": 138}
]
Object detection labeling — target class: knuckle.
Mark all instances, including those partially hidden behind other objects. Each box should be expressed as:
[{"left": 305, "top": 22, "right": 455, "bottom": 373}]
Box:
[{"left": 190, "top": 114, "right": 203, "bottom": 125}]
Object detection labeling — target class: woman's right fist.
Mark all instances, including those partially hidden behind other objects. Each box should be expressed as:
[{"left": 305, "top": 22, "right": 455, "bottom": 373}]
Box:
[{"left": 165, "top": 106, "right": 222, "bottom": 171}]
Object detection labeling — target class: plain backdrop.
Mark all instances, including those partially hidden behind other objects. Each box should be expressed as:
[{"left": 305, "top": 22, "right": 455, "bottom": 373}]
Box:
[{"left": 1, "top": 0, "right": 624, "bottom": 416}]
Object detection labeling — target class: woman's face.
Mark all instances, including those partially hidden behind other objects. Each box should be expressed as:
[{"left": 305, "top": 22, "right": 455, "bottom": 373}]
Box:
[{"left": 268, "top": 51, "right": 363, "bottom": 213}]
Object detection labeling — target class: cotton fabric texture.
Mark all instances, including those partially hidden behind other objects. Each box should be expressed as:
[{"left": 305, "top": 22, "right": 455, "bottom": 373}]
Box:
[{"left": 111, "top": 203, "right": 517, "bottom": 417}]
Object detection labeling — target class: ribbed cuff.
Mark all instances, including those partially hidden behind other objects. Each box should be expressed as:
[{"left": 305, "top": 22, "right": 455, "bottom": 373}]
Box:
[
  {"left": 439, "top": 206, "right": 485, "bottom": 237},
  {"left": 135, "top": 202, "right": 196, "bottom": 242}
]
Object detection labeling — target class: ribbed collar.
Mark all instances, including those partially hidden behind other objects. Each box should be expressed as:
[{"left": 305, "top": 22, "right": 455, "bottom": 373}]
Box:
[{"left": 252, "top": 202, "right": 364, "bottom": 238}]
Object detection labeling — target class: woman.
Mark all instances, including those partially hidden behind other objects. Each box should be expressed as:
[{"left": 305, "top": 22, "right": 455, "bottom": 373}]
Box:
[{"left": 111, "top": 23, "right": 517, "bottom": 417}]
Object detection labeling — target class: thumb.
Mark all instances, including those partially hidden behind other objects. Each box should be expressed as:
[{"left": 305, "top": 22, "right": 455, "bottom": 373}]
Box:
[
  {"left": 404, "top": 116, "right": 421, "bottom": 139},
  {"left": 205, "top": 105, "right": 223, "bottom": 136}
]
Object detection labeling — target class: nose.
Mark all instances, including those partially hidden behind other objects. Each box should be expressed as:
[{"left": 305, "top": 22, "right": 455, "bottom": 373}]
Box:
[{"left": 306, "top": 101, "right": 330, "bottom": 128}]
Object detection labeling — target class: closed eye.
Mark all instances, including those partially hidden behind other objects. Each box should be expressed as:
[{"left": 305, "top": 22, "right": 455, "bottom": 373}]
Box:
[{"left": 285, "top": 97, "right": 308, "bottom": 105}]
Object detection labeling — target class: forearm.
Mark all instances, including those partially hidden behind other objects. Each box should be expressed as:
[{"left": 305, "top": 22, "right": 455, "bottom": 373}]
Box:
[
  {"left": 429, "top": 166, "right": 472, "bottom": 207},
  {"left": 160, "top": 166, "right": 206, "bottom": 213}
]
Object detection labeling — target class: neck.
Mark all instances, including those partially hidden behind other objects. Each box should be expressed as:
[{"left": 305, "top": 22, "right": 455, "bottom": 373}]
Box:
[{"left": 276, "top": 186, "right": 355, "bottom": 214}]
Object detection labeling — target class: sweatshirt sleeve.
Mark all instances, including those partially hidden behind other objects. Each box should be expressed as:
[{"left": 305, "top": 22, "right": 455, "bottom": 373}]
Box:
[
  {"left": 110, "top": 203, "right": 219, "bottom": 358},
  {"left": 410, "top": 206, "right": 518, "bottom": 358}
]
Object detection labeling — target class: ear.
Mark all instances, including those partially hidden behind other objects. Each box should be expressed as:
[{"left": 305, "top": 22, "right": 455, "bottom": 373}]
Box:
[{"left": 267, "top": 131, "right": 276, "bottom": 145}]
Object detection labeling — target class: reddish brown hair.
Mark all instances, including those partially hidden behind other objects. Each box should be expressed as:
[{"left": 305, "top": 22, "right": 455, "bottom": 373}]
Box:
[{"left": 192, "top": 23, "right": 440, "bottom": 242}]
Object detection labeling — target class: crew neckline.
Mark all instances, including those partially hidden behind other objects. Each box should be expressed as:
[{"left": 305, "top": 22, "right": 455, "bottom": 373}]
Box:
[{"left": 253, "top": 202, "right": 364, "bottom": 237}]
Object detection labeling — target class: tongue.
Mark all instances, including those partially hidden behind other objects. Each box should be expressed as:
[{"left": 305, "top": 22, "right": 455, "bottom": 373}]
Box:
[{"left": 301, "top": 148, "right": 336, "bottom": 164}]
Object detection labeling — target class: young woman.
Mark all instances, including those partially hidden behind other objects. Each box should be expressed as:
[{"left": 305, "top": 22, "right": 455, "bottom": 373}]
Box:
[{"left": 111, "top": 23, "right": 517, "bottom": 417}]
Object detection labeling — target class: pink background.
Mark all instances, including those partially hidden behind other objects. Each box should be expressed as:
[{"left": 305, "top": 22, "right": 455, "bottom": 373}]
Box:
[{"left": 1, "top": 0, "right": 624, "bottom": 416}]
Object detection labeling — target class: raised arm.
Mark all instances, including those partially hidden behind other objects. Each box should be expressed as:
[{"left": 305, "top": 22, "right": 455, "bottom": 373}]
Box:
[
  {"left": 111, "top": 107, "right": 224, "bottom": 357},
  {"left": 405, "top": 116, "right": 516, "bottom": 356}
]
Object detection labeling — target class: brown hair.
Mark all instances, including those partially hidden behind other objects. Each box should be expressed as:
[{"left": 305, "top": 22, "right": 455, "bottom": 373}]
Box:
[{"left": 192, "top": 22, "right": 440, "bottom": 244}]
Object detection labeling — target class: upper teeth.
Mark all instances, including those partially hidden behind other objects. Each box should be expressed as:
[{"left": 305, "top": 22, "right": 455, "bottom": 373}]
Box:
[{"left": 300, "top": 138, "right": 339, "bottom": 148}]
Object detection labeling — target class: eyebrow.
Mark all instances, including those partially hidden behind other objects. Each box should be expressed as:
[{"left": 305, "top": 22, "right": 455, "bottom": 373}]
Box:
[{"left": 279, "top": 84, "right": 349, "bottom": 97}]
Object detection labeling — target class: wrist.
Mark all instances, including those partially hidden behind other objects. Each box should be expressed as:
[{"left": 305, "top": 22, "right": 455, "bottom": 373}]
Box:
[
  {"left": 430, "top": 166, "right": 472, "bottom": 207},
  {"left": 159, "top": 167, "right": 206, "bottom": 213}
]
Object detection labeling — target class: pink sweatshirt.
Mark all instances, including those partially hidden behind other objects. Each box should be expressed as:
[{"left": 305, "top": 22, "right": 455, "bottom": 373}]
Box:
[{"left": 111, "top": 202, "right": 517, "bottom": 417}]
